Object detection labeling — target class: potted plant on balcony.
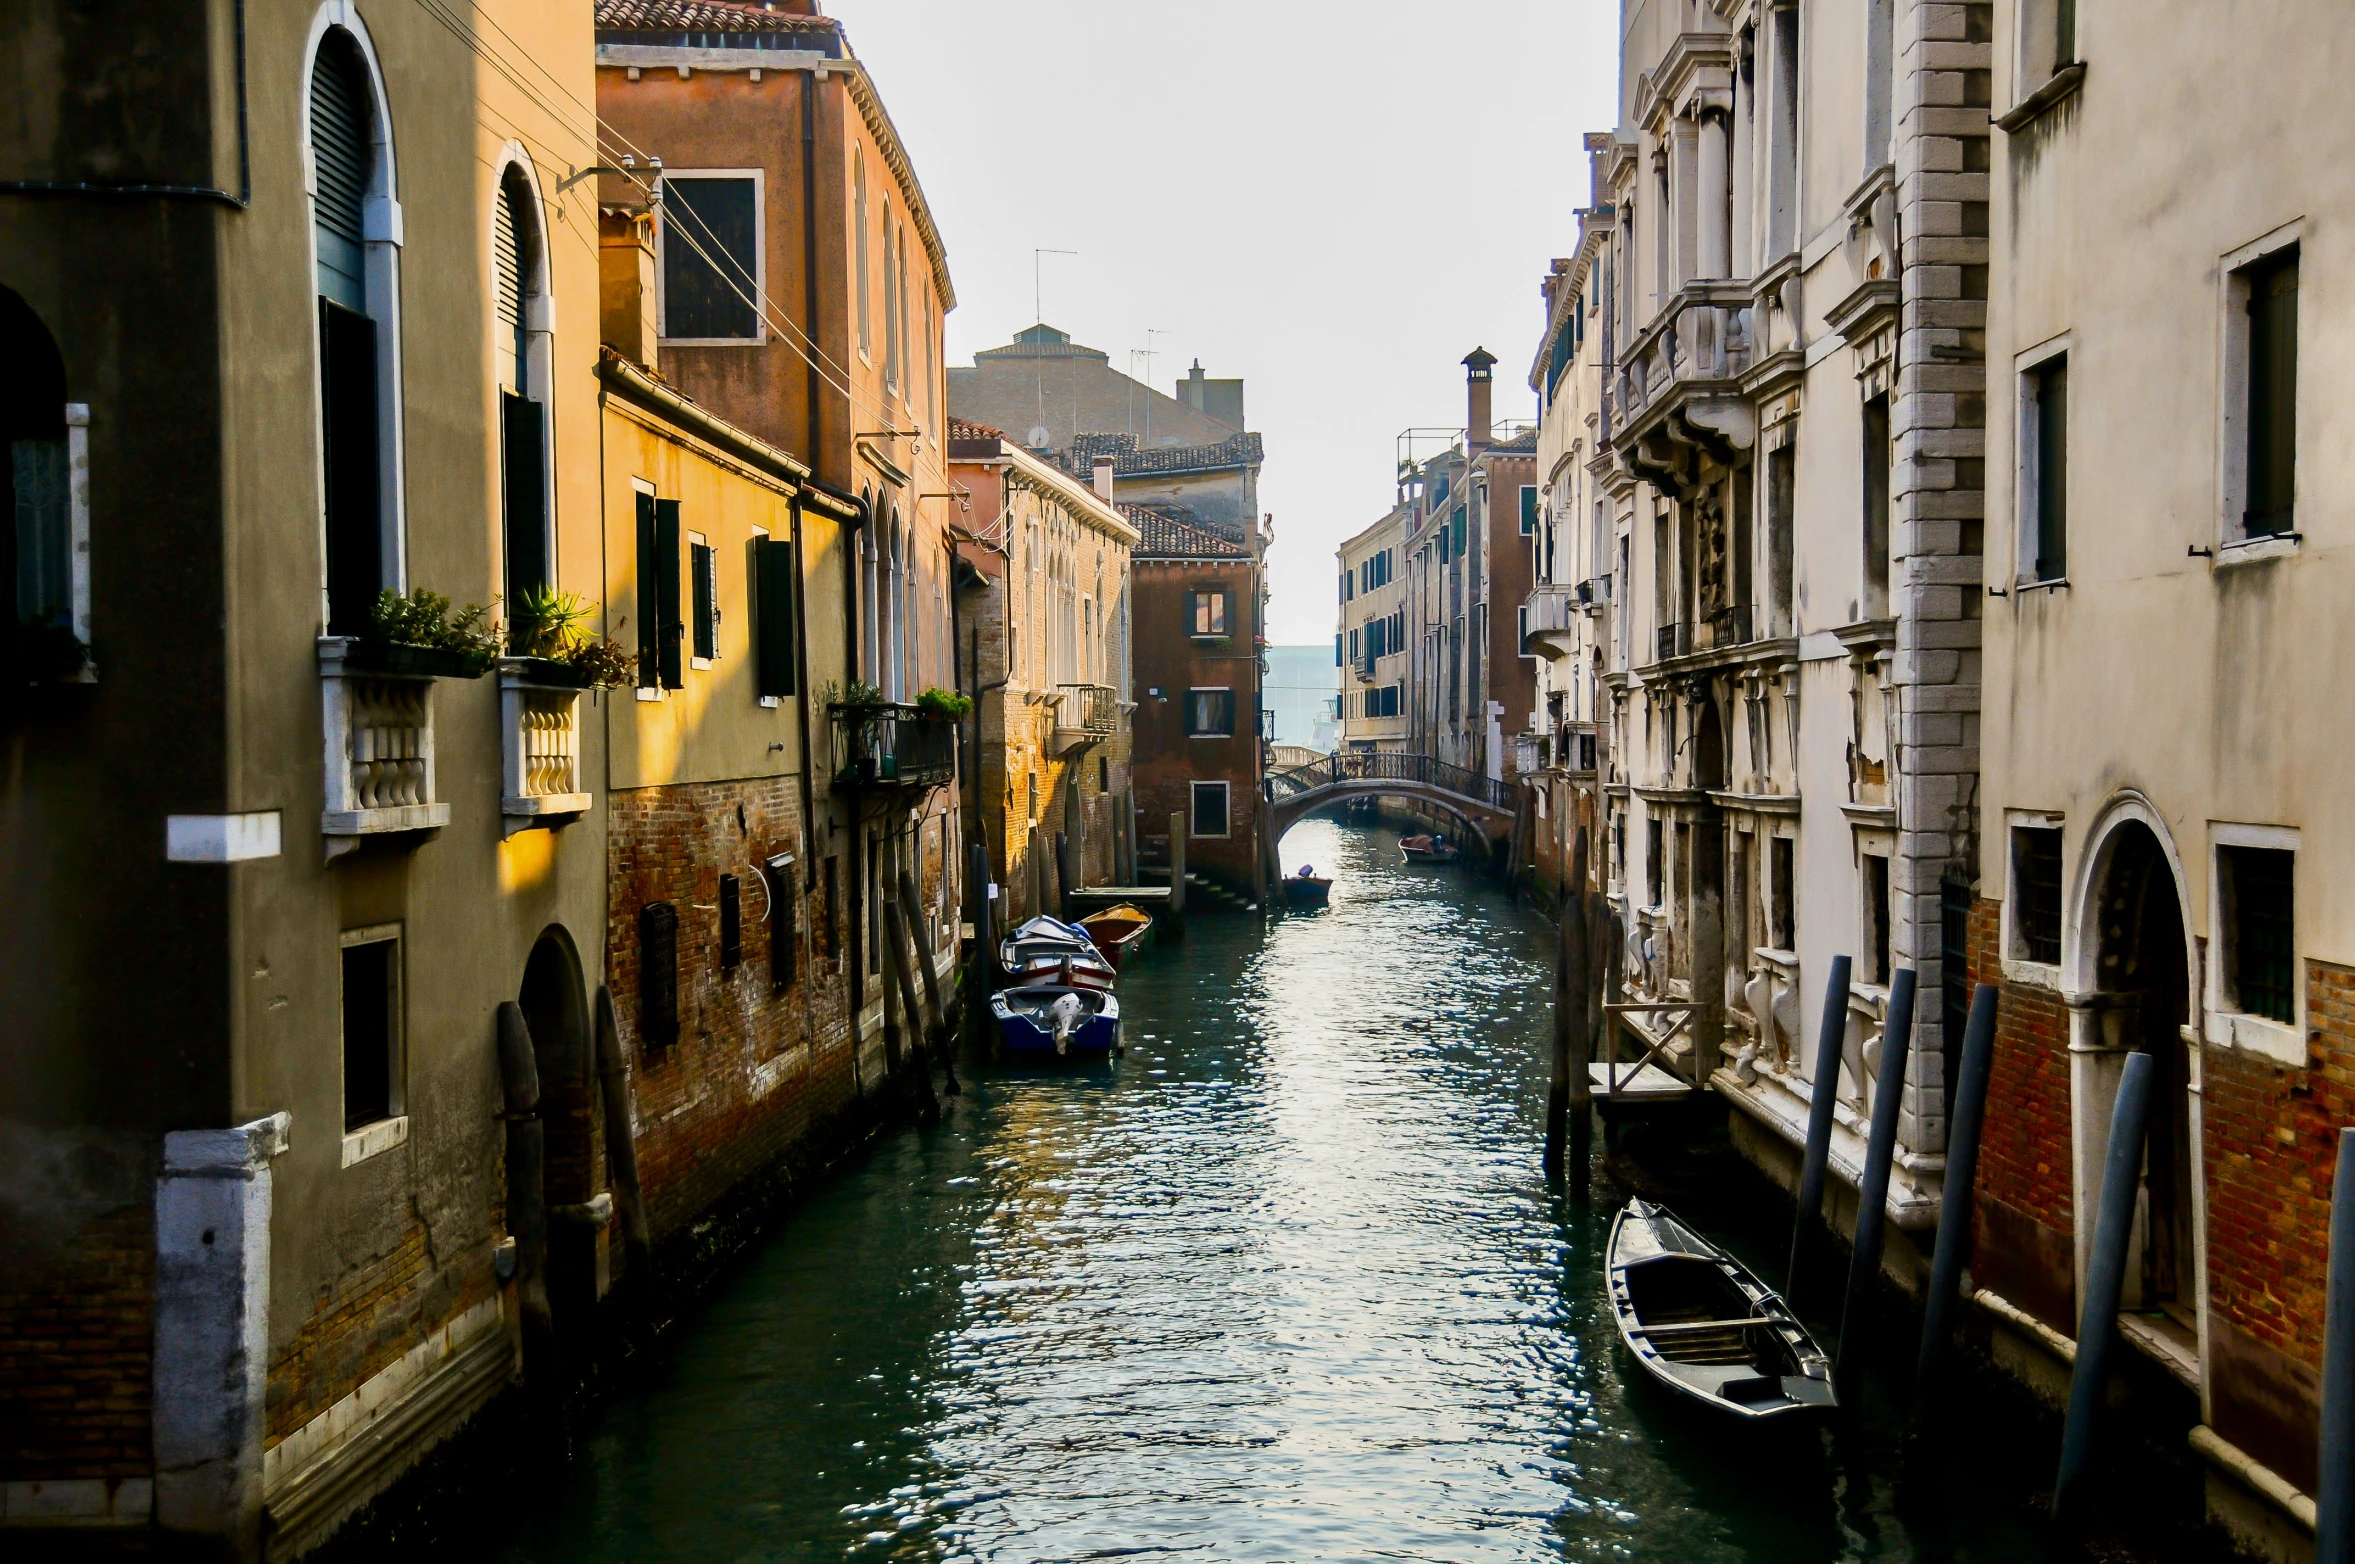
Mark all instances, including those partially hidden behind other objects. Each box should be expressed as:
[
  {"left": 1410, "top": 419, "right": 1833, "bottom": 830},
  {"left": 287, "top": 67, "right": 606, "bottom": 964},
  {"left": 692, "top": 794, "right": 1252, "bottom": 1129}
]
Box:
[
  {"left": 826, "top": 680, "right": 889, "bottom": 778},
  {"left": 349, "top": 589, "right": 503, "bottom": 678},
  {"left": 915, "top": 686, "right": 972, "bottom": 720},
  {"left": 504, "top": 588, "right": 636, "bottom": 689}
]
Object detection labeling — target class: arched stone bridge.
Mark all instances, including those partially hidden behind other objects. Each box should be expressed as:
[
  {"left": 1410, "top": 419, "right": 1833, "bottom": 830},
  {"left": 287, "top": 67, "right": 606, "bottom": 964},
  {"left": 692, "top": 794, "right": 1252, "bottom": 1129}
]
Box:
[{"left": 1265, "top": 752, "right": 1520, "bottom": 848}]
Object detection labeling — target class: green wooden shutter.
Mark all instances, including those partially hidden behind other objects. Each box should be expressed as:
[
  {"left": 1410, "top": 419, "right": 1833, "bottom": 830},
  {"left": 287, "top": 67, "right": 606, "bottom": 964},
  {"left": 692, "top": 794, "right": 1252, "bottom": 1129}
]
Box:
[
  {"left": 690, "top": 540, "right": 717, "bottom": 661},
  {"left": 639, "top": 902, "right": 679, "bottom": 1047},
  {"left": 494, "top": 180, "right": 523, "bottom": 391},
  {"left": 501, "top": 391, "right": 546, "bottom": 605},
  {"left": 319, "top": 298, "right": 381, "bottom": 635},
  {"left": 635, "top": 490, "right": 659, "bottom": 687},
  {"left": 655, "top": 499, "right": 683, "bottom": 687},
  {"left": 756, "top": 535, "right": 797, "bottom": 696},
  {"left": 310, "top": 41, "right": 369, "bottom": 312}
]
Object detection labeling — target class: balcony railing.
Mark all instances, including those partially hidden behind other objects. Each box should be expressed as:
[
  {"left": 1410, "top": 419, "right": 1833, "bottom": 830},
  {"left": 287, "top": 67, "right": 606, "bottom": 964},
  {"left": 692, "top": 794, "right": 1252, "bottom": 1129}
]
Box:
[
  {"left": 1616, "top": 282, "right": 1754, "bottom": 433},
  {"left": 319, "top": 637, "right": 457, "bottom": 859},
  {"left": 499, "top": 659, "right": 591, "bottom": 837},
  {"left": 1655, "top": 621, "right": 1691, "bottom": 663},
  {"left": 828, "top": 701, "right": 955, "bottom": 791},
  {"left": 1057, "top": 683, "right": 1118, "bottom": 734}
]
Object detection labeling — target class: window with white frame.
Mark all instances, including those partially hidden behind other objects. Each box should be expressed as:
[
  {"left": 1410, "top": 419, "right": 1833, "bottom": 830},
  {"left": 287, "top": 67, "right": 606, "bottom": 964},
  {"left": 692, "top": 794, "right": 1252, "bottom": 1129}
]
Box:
[
  {"left": 495, "top": 160, "right": 552, "bottom": 607},
  {"left": 341, "top": 924, "right": 403, "bottom": 1135},
  {"left": 689, "top": 531, "right": 718, "bottom": 667},
  {"left": 2017, "top": 345, "right": 2068, "bottom": 583},
  {"left": 659, "top": 171, "right": 763, "bottom": 343},
  {"left": 1186, "top": 687, "right": 1235, "bottom": 737},
  {"left": 2221, "top": 237, "right": 2300, "bottom": 542},
  {"left": 1190, "top": 780, "right": 1231, "bottom": 839},
  {"left": 2008, "top": 821, "right": 2064, "bottom": 966},
  {"left": 2217, "top": 834, "right": 2297, "bottom": 1026}
]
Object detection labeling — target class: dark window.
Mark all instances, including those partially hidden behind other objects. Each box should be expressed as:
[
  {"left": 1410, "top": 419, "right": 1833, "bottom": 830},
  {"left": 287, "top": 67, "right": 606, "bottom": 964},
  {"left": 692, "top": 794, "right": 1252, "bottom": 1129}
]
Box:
[
  {"left": 2221, "top": 845, "right": 2295, "bottom": 1024},
  {"left": 1187, "top": 688, "right": 1236, "bottom": 736},
  {"left": 1190, "top": 781, "right": 1230, "bottom": 838},
  {"left": 822, "top": 855, "right": 840, "bottom": 962},
  {"left": 1645, "top": 819, "right": 1662, "bottom": 906},
  {"left": 1731, "top": 460, "right": 1753, "bottom": 635},
  {"left": 1771, "top": 836, "right": 1795, "bottom": 950},
  {"left": 1189, "top": 588, "right": 1229, "bottom": 636},
  {"left": 718, "top": 873, "right": 742, "bottom": 970},
  {"left": 2244, "top": 249, "right": 2298, "bottom": 537},
  {"left": 765, "top": 855, "right": 797, "bottom": 992},
  {"left": 2030, "top": 356, "right": 2068, "bottom": 580},
  {"left": 660, "top": 176, "right": 760, "bottom": 341},
  {"left": 1098, "top": 755, "right": 1109, "bottom": 790},
  {"left": 636, "top": 493, "right": 682, "bottom": 688},
  {"left": 639, "top": 902, "right": 679, "bottom": 1048},
  {"left": 1864, "top": 853, "right": 1892, "bottom": 985},
  {"left": 341, "top": 937, "right": 396, "bottom": 1131},
  {"left": 1862, "top": 394, "right": 1891, "bottom": 616},
  {"left": 691, "top": 538, "right": 718, "bottom": 661},
  {"left": 1334, "top": 632, "right": 1343, "bottom": 666},
  {"left": 4, "top": 287, "right": 70, "bottom": 648},
  {"left": 1520, "top": 485, "right": 1538, "bottom": 535},
  {"left": 755, "top": 532, "right": 797, "bottom": 697},
  {"left": 1768, "top": 443, "right": 1796, "bottom": 636},
  {"left": 501, "top": 390, "right": 547, "bottom": 606},
  {"left": 319, "top": 298, "right": 382, "bottom": 635},
  {"left": 2012, "top": 826, "right": 2064, "bottom": 964}
]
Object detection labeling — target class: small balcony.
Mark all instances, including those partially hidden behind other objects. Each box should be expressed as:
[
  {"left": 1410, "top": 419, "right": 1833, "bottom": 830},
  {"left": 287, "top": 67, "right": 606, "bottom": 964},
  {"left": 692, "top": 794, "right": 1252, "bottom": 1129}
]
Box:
[
  {"left": 1522, "top": 584, "right": 1583, "bottom": 657},
  {"left": 1050, "top": 683, "right": 1118, "bottom": 753},
  {"left": 499, "top": 659, "right": 592, "bottom": 838},
  {"left": 1655, "top": 621, "right": 1691, "bottom": 663},
  {"left": 829, "top": 700, "right": 955, "bottom": 792},
  {"left": 319, "top": 637, "right": 458, "bottom": 860}
]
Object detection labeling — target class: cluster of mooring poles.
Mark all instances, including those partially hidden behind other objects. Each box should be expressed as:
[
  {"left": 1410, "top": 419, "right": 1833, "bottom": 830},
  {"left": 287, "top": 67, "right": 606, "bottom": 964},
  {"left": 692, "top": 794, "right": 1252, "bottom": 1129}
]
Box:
[{"left": 1540, "top": 893, "right": 2349, "bottom": 1540}]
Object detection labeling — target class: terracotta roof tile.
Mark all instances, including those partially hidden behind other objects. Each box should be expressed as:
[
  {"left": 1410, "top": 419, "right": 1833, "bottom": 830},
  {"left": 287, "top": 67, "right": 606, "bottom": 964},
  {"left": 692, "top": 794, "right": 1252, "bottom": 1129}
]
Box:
[
  {"left": 595, "top": 0, "right": 835, "bottom": 32},
  {"left": 1127, "top": 505, "right": 1248, "bottom": 559},
  {"left": 947, "top": 416, "right": 1005, "bottom": 444}
]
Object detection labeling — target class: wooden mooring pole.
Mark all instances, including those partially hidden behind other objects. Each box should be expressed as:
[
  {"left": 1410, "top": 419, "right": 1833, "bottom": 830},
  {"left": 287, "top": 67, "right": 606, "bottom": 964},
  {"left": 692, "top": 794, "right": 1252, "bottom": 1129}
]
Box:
[
  {"left": 1836, "top": 966, "right": 1915, "bottom": 1401},
  {"left": 881, "top": 899, "right": 939, "bottom": 1123},
  {"left": 898, "top": 869, "right": 955, "bottom": 1096},
  {"left": 1787, "top": 953, "right": 1854, "bottom": 1301},
  {"left": 1545, "top": 828, "right": 1590, "bottom": 1184},
  {"left": 2053, "top": 1047, "right": 2154, "bottom": 1521},
  {"left": 1167, "top": 813, "right": 1187, "bottom": 935},
  {"left": 1916, "top": 982, "right": 1999, "bottom": 1397}
]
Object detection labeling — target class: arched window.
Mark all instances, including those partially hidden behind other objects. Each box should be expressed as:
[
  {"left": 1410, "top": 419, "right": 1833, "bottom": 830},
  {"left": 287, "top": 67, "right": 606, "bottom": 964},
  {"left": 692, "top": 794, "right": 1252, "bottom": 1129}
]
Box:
[
  {"left": 4, "top": 286, "right": 88, "bottom": 673},
  {"left": 886, "top": 507, "right": 907, "bottom": 700},
  {"left": 309, "top": 16, "right": 402, "bottom": 636},
  {"left": 495, "top": 160, "right": 551, "bottom": 609}
]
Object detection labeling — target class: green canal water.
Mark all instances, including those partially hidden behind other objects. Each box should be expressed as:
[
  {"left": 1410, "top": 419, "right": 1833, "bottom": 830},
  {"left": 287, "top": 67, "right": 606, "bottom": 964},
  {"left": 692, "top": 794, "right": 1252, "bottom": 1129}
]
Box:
[{"left": 482, "top": 818, "right": 2097, "bottom": 1563}]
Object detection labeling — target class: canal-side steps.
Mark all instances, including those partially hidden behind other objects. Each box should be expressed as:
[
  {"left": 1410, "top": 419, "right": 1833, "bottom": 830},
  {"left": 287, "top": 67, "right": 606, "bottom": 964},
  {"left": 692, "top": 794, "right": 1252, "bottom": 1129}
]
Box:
[{"left": 1135, "top": 864, "right": 1258, "bottom": 915}]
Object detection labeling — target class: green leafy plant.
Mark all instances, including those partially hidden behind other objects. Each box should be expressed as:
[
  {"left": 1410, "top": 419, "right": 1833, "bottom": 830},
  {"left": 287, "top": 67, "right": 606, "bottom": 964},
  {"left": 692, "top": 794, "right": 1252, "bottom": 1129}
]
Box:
[
  {"left": 368, "top": 588, "right": 502, "bottom": 674},
  {"left": 827, "top": 678, "right": 886, "bottom": 707},
  {"left": 507, "top": 586, "right": 636, "bottom": 688},
  {"left": 915, "top": 686, "right": 972, "bottom": 719}
]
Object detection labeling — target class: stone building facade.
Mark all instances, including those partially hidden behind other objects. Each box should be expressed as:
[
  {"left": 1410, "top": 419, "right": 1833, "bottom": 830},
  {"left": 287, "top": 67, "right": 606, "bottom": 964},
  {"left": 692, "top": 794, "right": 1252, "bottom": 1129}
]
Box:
[
  {"left": 946, "top": 419, "right": 1138, "bottom": 925},
  {"left": 1556, "top": 0, "right": 1988, "bottom": 1244},
  {"left": 1335, "top": 505, "right": 1409, "bottom": 754}
]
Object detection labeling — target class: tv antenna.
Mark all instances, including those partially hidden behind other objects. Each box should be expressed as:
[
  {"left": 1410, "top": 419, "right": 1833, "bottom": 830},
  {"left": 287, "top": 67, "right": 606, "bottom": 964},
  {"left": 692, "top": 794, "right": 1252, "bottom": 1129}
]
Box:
[{"left": 1034, "top": 248, "right": 1078, "bottom": 325}]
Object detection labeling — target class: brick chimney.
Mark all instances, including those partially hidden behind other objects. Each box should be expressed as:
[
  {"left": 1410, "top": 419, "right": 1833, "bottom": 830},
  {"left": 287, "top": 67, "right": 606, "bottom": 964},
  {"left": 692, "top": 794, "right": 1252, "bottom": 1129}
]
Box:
[
  {"left": 599, "top": 208, "right": 658, "bottom": 367},
  {"left": 1092, "top": 455, "right": 1116, "bottom": 503},
  {"left": 1463, "top": 346, "right": 1497, "bottom": 453}
]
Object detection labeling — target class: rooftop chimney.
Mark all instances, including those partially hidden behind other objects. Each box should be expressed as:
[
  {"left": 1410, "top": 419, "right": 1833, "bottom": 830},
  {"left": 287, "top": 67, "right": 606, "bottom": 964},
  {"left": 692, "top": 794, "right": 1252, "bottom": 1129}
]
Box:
[
  {"left": 1182, "top": 360, "right": 1206, "bottom": 411},
  {"left": 599, "top": 209, "right": 659, "bottom": 368},
  {"left": 1463, "top": 346, "right": 1496, "bottom": 453},
  {"left": 1091, "top": 456, "right": 1116, "bottom": 504}
]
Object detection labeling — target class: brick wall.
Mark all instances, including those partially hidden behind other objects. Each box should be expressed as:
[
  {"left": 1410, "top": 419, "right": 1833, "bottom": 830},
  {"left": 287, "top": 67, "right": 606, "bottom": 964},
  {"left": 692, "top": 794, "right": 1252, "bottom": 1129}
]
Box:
[
  {"left": 0, "top": 1154, "right": 154, "bottom": 1482},
  {"left": 1967, "top": 895, "right": 2076, "bottom": 1330},
  {"left": 263, "top": 1230, "right": 497, "bottom": 1447},
  {"left": 607, "top": 777, "right": 856, "bottom": 1245},
  {"left": 2197, "top": 956, "right": 2355, "bottom": 1489}
]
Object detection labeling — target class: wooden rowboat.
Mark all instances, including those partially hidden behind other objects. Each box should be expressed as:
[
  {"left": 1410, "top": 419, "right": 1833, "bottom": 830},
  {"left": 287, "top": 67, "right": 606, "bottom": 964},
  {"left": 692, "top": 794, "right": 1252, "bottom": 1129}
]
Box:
[
  {"left": 1398, "top": 834, "right": 1459, "bottom": 864},
  {"left": 1605, "top": 1198, "right": 1837, "bottom": 1421},
  {"left": 1279, "top": 872, "right": 1332, "bottom": 909},
  {"left": 1077, "top": 903, "right": 1154, "bottom": 969}
]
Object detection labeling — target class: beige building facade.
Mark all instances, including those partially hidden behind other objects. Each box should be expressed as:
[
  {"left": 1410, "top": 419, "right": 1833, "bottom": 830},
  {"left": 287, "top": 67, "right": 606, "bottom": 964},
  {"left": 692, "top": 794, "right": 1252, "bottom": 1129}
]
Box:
[
  {"left": 1972, "top": 2, "right": 2355, "bottom": 1549},
  {"left": 1335, "top": 506, "right": 1409, "bottom": 752}
]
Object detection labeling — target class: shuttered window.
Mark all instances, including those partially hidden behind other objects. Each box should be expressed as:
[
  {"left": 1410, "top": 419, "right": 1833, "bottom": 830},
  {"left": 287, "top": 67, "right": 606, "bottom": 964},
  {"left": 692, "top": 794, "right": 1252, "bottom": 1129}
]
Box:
[
  {"left": 690, "top": 537, "right": 718, "bottom": 663},
  {"left": 661, "top": 176, "right": 761, "bottom": 342},
  {"left": 755, "top": 533, "right": 797, "bottom": 697},
  {"left": 494, "top": 177, "right": 527, "bottom": 393},
  {"left": 718, "top": 874, "right": 742, "bottom": 971},
  {"left": 639, "top": 902, "right": 679, "bottom": 1048},
  {"left": 635, "top": 492, "right": 683, "bottom": 689},
  {"left": 501, "top": 391, "right": 546, "bottom": 605},
  {"left": 766, "top": 855, "right": 797, "bottom": 991},
  {"left": 2243, "top": 249, "right": 2298, "bottom": 537},
  {"left": 311, "top": 39, "right": 370, "bottom": 313}
]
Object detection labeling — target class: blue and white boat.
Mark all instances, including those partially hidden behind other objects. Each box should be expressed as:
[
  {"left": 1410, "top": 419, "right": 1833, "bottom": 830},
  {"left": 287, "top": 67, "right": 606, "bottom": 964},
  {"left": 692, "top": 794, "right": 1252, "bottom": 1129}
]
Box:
[
  {"left": 999, "top": 915, "right": 1116, "bottom": 991},
  {"left": 991, "top": 981, "right": 1120, "bottom": 1058}
]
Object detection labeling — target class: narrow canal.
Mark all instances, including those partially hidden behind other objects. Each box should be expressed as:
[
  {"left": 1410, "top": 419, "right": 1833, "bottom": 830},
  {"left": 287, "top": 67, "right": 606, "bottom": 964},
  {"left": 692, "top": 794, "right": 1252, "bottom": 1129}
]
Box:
[{"left": 477, "top": 818, "right": 2160, "bottom": 1563}]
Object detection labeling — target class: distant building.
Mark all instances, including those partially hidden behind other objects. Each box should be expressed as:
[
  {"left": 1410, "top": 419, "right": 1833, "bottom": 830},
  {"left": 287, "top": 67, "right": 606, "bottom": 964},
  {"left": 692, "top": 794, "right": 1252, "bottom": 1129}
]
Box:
[
  {"left": 1128, "top": 507, "right": 1269, "bottom": 900},
  {"left": 1336, "top": 506, "right": 1410, "bottom": 753},
  {"left": 946, "top": 418, "right": 1138, "bottom": 926},
  {"left": 951, "top": 323, "right": 1263, "bottom": 544}
]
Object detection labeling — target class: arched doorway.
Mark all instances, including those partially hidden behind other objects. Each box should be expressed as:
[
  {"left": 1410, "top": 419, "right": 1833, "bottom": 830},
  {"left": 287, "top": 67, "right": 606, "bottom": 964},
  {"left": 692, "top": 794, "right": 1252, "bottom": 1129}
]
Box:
[
  {"left": 2086, "top": 819, "right": 2194, "bottom": 1314},
  {"left": 519, "top": 927, "right": 596, "bottom": 1339}
]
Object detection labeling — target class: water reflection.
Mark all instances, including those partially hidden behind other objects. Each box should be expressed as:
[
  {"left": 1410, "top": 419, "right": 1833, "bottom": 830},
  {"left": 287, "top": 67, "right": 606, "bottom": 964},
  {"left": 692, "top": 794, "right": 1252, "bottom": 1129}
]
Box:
[{"left": 488, "top": 817, "right": 2051, "bottom": 1563}]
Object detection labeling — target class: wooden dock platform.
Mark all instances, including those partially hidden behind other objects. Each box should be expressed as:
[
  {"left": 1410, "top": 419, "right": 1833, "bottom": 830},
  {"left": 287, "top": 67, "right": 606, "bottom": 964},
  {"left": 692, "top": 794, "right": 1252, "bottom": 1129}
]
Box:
[{"left": 1066, "top": 886, "right": 1173, "bottom": 911}]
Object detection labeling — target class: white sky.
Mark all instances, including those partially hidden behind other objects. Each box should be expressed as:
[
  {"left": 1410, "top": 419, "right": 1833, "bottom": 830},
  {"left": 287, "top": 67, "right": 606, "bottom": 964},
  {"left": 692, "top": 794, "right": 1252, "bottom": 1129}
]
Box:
[{"left": 827, "top": 0, "right": 1621, "bottom": 643}]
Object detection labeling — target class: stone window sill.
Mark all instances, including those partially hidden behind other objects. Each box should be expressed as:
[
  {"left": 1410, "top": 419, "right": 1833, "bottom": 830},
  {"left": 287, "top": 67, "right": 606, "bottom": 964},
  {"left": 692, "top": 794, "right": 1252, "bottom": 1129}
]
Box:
[
  {"left": 1996, "top": 62, "right": 2087, "bottom": 134},
  {"left": 341, "top": 1115, "right": 408, "bottom": 1169},
  {"left": 2215, "top": 532, "right": 2301, "bottom": 568},
  {"left": 2204, "top": 1009, "right": 2303, "bottom": 1068}
]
